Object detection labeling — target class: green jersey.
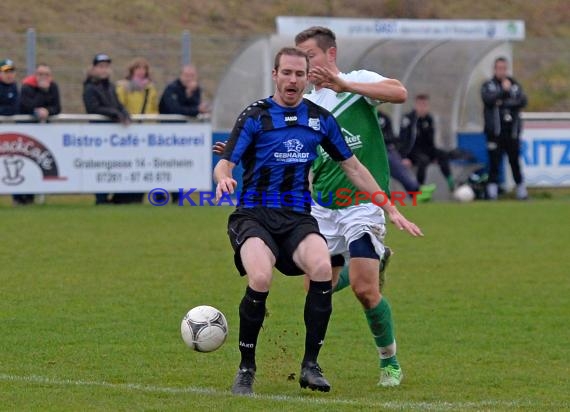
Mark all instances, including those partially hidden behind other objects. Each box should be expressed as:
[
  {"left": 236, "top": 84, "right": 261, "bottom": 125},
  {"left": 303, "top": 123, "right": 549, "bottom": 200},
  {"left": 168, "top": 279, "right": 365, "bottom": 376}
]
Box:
[{"left": 305, "top": 70, "right": 391, "bottom": 209}]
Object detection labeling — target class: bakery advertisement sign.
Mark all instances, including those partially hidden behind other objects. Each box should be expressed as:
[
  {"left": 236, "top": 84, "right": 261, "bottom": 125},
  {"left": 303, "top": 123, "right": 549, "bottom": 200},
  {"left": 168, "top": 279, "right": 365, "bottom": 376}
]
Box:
[
  {"left": 0, "top": 123, "right": 212, "bottom": 194},
  {"left": 0, "top": 132, "right": 66, "bottom": 188}
]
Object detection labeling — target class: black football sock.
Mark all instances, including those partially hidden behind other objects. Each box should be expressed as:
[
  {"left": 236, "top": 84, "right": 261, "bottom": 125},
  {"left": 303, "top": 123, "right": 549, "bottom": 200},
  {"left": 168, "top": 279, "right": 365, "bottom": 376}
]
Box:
[
  {"left": 302, "top": 280, "right": 332, "bottom": 366},
  {"left": 238, "top": 286, "right": 268, "bottom": 370}
]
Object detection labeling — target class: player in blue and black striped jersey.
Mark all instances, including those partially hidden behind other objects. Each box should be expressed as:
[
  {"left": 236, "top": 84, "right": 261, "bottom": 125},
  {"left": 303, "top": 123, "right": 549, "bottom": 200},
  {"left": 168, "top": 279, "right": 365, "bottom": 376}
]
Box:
[
  {"left": 221, "top": 93, "right": 350, "bottom": 212},
  {"left": 214, "top": 47, "right": 421, "bottom": 396}
]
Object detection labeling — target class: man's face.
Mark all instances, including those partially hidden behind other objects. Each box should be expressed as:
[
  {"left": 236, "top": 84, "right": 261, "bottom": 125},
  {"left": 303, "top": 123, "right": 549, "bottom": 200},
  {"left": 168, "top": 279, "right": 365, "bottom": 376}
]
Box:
[
  {"left": 494, "top": 60, "right": 509, "bottom": 80},
  {"left": 272, "top": 54, "right": 308, "bottom": 107},
  {"left": 0, "top": 69, "right": 16, "bottom": 84},
  {"left": 35, "top": 65, "right": 52, "bottom": 88},
  {"left": 180, "top": 67, "right": 197, "bottom": 88},
  {"left": 296, "top": 38, "right": 334, "bottom": 85},
  {"left": 93, "top": 62, "right": 111, "bottom": 79},
  {"left": 414, "top": 98, "right": 430, "bottom": 117}
]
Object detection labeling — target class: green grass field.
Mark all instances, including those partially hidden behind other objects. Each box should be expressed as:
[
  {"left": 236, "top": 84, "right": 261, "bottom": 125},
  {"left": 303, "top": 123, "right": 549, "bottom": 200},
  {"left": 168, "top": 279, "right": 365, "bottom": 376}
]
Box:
[{"left": 1, "top": 198, "right": 569, "bottom": 411}]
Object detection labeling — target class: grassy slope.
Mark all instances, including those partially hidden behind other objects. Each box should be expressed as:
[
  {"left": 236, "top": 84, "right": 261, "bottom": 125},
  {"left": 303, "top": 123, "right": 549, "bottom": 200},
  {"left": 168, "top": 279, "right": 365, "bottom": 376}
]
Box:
[
  {"left": 0, "top": 200, "right": 568, "bottom": 410},
  {"left": 2, "top": 0, "right": 568, "bottom": 37},
  {"left": 0, "top": 0, "right": 568, "bottom": 111}
]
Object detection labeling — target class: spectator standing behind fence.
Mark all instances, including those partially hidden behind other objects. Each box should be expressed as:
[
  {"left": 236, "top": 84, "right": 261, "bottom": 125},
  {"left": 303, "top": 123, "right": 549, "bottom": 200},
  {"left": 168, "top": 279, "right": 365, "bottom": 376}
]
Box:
[
  {"left": 0, "top": 59, "right": 19, "bottom": 116},
  {"left": 116, "top": 57, "right": 158, "bottom": 116},
  {"left": 159, "top": 65, "right": 210, "bottom": 203},
  {"left": 83, "top": 53, "right": 131, "bottom": 205},
  {"left": 17, "top": 63, "right": 62, "bottom": 205},
  {"left": 0, "top": 59, "right": 29, "bottom": 206},
  {"left": 20, "top": 63, "right": 61, "bottom": 122},
  {"left": 401, "top": 94, "right": 455, "bottom": 193},
  {"left": 481, "top": 57, "right": 528, "bottom": 200},
  {"left": 159, "top": 64, "right": 210, "bottom": 117},
  {"left": 114, "top": 57, "right": 159, "bottom": 204},
  {"left": 377, "top": 110, "right": 435, "bottom": 202}
]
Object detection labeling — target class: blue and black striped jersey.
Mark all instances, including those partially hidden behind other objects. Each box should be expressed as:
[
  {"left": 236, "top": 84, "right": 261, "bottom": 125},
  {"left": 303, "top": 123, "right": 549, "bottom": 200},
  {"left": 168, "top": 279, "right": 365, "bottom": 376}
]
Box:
[{"left": 223, "top": 97, "right": 353, "bottom": 212}]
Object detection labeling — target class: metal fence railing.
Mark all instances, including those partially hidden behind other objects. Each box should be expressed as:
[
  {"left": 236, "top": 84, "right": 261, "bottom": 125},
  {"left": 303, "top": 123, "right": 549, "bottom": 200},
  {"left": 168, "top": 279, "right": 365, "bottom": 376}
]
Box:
[
  {"left": 1, "top": 30, "right": 568, "bottom": 116},
  {"left": 0, "top": 114, "right": 210, "bottom": 123},
  {"left": 0, "top": 30, "right": 258, "bottom": 115}
]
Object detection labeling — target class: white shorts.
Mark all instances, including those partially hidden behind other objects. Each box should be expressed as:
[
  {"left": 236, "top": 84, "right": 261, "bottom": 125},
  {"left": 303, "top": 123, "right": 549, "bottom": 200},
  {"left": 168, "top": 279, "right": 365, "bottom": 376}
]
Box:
[{"left": 311, "top": 202, "right": 386, "bottom": 260}]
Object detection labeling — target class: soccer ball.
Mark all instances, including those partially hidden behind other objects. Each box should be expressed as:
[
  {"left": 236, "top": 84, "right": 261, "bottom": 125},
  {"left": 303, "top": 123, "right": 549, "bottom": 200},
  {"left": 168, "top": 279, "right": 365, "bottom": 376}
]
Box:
[
  {"left": 180, "top": 305, "right": 228, "bottom": 352},
  {"left": 453, "top": 184, "right": 476, "bottom": 203}
]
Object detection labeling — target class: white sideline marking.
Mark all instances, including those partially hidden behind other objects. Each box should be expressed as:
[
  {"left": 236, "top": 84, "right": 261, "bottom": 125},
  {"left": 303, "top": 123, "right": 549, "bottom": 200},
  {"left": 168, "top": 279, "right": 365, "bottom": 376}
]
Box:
[{"left": 0, "top": 373, "right": 540, "bottom": 410}]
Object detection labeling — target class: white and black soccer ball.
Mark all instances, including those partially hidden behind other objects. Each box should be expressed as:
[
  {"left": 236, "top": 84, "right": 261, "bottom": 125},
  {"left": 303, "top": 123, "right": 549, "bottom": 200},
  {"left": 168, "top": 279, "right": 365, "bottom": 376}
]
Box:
[
  {"left": 181, "top": 305, "right": 228, "bottom": 352},
  {"left": 453, "top": 184, "right": 476, "bottom": 203}
]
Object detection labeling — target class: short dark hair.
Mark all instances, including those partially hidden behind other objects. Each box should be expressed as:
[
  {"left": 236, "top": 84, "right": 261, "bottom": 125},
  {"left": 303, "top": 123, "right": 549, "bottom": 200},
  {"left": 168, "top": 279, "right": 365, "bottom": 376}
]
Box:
[
  {"left": 415, "top": 94, "right": 430, "bottom": 101},
  {"left": 294, "top": 26, "right": 337, "bottom": 52},
  {"left": 273, "top": 47, "right": 309, "bottom": 72},
  {"left": 494, "top": 56, "right": 508, "bottom": 65}
]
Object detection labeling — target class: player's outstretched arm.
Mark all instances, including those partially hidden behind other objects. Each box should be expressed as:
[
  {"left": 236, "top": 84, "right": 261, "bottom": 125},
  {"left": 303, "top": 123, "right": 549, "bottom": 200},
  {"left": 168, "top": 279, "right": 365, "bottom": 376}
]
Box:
[
  {"left": 213, "top": 159, "right": 237, "bottom": 201},
  {"left": 345, "top": 78, "right": 407, "bottom": 104},
  {"left": 340, "top": 156, "right": 423, "bottom": 237},
  {"left": 309, "top": 66, "right": 407, "bottom": 103}
]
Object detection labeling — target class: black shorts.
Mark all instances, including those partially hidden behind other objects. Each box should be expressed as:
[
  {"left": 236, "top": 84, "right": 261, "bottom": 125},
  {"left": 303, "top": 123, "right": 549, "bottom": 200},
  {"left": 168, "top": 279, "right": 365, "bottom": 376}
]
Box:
[{"left": 227, "top": 207, "right": 323, "bottom": 276}]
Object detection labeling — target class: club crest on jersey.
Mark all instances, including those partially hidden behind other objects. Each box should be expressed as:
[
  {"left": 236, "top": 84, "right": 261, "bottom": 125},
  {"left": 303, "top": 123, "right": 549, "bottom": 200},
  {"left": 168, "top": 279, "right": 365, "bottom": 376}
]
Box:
[{"left": 308, "top": 117, "right": 320, "bottom": 131}]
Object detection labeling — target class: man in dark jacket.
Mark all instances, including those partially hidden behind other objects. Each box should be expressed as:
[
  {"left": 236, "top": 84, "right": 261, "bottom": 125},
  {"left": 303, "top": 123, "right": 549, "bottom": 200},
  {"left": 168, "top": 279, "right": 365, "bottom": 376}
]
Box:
[
  {"left": 481, "top": 57, "right": 528, "bottom": 200},
  {"left": 83, "top": 53, "right": 130, "bottom": 124},
  {"left": 13, "top": 64, "right": 62, "bottom": 205},
  {"left": 0, "top": 59, "right": 30, "bottom": 206},
  {"left": 83, "top": 53, "right": 133, "bottom": 205},
  {"left": 159, "top": 65, "right": 210, "bottom": 117},
  {"left": 20, "top": 63, "right": 61, "bottom": 121},
  {"left": 0, "top": 59, "right": 19, "bottom": 116},
  {"left": 378, "top": 110, "right": 435, "bottom": 202},
  {"left": 401, "top": 94, "right": 454, "bottom": 192},
  {"left": 159, "top": 65, "right": 210, "bottom": 203}
]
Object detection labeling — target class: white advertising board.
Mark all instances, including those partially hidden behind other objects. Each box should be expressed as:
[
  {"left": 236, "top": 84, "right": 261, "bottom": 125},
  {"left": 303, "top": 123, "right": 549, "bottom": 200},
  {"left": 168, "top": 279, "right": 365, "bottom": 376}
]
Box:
[
  {"left": 277, "top": 17, "right": 525, "bottom": 40},
  {"left": 0, "top": 123, "right": 212, "bottom": 194},
  {"left": 520, "top": 120, "right": 570, "bottom": 187}
]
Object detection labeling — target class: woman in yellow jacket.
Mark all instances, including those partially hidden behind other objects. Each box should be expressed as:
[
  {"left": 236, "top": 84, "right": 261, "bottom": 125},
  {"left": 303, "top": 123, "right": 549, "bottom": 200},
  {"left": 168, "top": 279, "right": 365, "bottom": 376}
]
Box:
[
  {"left": 114, "top": 57, "right": 157, "bottom": 204},
  {"left": 116, "top": 57, "right": 158, "bottom": 115}
]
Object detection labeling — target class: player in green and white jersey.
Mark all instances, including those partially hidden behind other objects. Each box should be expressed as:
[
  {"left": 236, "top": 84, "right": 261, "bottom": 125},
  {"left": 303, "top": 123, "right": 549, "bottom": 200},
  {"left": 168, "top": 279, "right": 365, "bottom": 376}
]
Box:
[{"left": 296, "top": 26, "right": 420, "bottom": 387}]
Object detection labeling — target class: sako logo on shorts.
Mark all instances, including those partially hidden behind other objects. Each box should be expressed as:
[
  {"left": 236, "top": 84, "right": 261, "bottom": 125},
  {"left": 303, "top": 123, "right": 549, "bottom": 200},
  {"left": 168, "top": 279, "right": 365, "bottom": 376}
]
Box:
[{"left": 274, "top": 139, "right": 309, "bottom": 163}]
